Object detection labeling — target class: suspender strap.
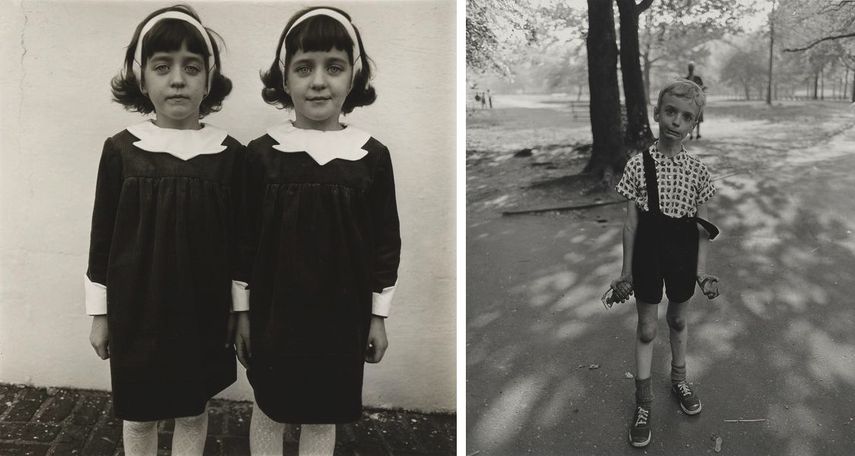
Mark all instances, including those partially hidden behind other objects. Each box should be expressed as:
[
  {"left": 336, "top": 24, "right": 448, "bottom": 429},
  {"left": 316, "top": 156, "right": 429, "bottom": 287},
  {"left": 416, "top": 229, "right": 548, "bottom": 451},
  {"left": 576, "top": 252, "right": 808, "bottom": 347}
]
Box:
[
  {"left": 695, "top": 217, "right": 720, "bottom": 240},
  {"left": 641, "top": 146, "right": 720, "bottom": 240},
  {"left": 641, "top": 147, "right": 661, "bottom": 215}
]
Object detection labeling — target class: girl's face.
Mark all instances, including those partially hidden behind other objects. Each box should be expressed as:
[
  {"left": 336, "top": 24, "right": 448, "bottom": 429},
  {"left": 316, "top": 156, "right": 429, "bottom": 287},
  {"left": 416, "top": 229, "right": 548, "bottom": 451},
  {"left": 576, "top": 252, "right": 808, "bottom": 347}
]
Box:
[
  {"left": 141, "top": 42, "right": 207, "bottom": 130},
  {"left": 285, "top": 47, "right": 353, "bottom": 131}
]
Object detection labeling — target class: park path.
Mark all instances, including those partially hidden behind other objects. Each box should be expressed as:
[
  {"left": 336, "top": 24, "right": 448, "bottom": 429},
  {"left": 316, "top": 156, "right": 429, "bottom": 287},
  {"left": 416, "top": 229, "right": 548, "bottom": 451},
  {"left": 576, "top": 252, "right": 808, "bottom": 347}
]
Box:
[{"left": 466, "top": 101, "right": 855, "bottom": 455}]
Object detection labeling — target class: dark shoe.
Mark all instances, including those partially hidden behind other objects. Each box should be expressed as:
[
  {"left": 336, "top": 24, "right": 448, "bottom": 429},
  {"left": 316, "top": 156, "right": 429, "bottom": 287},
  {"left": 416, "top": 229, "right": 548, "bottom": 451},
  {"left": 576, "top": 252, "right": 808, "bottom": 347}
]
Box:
[
  {"left": 672, "top": 381, "right": 702, "bottom": 415},
  {"left": 628, "top": 405, "right": 651, "bottom": 448},
  {"left": 696, "top": 134, "right": 702, "bottom": 139}
]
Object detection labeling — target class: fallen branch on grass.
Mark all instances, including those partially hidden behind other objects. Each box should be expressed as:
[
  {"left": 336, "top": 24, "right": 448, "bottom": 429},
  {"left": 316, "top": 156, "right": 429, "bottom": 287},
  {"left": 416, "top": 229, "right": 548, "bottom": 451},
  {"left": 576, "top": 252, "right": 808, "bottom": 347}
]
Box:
[
  {"left": 502, "top": 200, "right": 624, "bottom": 216},
  {"left": 723, "top": 418, "right": 766, "bottom": 423}
]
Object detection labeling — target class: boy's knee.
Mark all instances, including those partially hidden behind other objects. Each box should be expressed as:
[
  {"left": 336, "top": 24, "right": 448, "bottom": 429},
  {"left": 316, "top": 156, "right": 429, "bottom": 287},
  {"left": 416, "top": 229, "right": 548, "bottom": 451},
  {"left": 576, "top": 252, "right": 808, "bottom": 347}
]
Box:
[
  {"left": 666, "top": 313, "right": 686, "bottom": 331},
  {"left": 637, "top": 322, "right": 658, "bottom": 344}
]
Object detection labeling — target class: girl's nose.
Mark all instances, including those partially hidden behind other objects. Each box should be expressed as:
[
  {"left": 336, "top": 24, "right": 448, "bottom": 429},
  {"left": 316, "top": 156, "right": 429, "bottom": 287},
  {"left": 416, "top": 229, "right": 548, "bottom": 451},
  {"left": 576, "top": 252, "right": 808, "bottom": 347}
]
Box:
[
  {"left": 170, "top": 69, "right": 186, "bottom": 87},
  {"left": 310, "top": 71, "right": 326, "bottom": 89}
]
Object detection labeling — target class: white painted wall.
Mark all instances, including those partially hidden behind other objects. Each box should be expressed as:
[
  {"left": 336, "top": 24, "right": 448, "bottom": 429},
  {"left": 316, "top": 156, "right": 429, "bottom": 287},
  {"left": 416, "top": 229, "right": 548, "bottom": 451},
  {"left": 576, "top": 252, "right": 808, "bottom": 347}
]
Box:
[{"left": 0, "top": 0, "right": 455, "bottom": 413}]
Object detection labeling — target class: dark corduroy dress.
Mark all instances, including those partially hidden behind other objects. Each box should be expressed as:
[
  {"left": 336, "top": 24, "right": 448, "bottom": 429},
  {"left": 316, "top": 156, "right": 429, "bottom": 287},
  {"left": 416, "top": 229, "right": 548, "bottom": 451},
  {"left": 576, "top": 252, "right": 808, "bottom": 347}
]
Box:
[
  {"left": 86, "top": 129, "right": 240, "bottom": 421},
  {"left": 239, "top": 133, "right": 401, "bottom": 424}
]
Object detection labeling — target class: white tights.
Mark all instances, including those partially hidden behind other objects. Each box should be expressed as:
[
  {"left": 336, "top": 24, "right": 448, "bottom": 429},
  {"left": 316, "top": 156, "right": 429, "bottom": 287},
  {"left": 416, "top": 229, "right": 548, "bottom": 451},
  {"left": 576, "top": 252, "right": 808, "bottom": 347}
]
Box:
[
  {"left": 122, "top": 411, "right": 209, "bottom": 456},
  {"left": 249, "top": 402, "right": 336, "bottom": 456}
]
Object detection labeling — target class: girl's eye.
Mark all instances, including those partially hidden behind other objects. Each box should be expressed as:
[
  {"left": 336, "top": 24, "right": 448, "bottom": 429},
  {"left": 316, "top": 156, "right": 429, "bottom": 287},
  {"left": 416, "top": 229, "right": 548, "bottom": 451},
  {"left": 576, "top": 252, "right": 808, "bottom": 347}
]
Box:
[
  {"left": 295, "top": 66, "right": 311, "bottom": 75},
  {"left": 185, "top": 66, "right": 201, "bottom": 75},
  {"left": 328, "top": 65, "right": 344, "bottom": 74},
  {"left": 154, "top": 64, "right": 170, "bottom": 74}
]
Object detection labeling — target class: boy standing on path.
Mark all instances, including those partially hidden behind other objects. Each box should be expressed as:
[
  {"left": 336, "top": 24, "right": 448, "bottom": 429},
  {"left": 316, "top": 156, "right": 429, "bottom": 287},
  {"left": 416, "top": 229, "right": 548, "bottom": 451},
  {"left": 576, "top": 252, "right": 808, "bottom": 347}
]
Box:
[{"left": 610, "top": 79, "right": 721, "bottom": 448}]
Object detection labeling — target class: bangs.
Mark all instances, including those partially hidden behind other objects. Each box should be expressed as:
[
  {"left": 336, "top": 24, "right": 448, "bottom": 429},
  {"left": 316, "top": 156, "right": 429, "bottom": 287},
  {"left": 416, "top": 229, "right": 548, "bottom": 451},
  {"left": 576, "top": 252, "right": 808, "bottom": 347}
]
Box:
[
  {"left": 141, "top": 19, "right": 209, "bottom": 62},
  {"left": 284, "top": 16, "right": 354, "bottom": 62}
]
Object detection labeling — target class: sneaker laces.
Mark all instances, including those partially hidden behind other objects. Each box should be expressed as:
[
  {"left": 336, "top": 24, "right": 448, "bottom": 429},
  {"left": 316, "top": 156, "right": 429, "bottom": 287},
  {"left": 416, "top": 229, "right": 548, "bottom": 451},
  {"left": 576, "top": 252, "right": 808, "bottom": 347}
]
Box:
[
  {"left": 676, "top": 382, "right": 692, "bottom": 397},
  {"left": 634, "top": 406, "right": 649, "bottom": 426}
]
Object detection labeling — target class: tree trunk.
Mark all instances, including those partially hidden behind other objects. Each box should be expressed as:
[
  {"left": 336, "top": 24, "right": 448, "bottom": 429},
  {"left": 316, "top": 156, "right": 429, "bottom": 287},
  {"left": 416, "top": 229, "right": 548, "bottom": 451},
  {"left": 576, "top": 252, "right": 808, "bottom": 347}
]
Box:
[
  {"left": 821, "top": 69, "right": 824, "bottom": 100},
  {"left": 583, "top": 0, "right": 625, "bottom": 182},
  {"left": 617, "top": 0, "right": 654, "bottom": 151},
  {"left": 643, "top": 51, "right": 652, "bottom": 105},
  {"left": 851, "top": 68, "right": 855, "bottom": 102},
  {"left": 813, "top": 71, "right": 819, "bottom": 100},
  {"left": 766, "top": 17, "right": 774, "bottom": 105},
  {"left": 744, "top": 83, "right": 750, "bottom": 100}
]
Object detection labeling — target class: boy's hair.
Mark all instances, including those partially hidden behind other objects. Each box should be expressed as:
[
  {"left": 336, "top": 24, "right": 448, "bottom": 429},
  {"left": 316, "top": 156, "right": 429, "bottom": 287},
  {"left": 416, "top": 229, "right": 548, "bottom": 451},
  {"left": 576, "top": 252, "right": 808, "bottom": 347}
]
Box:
[
  {"left": 656, "top": 79, "right": 706, "bottom": 117},
  {"left": 111, "top": 4, "right": 232, "bottom": 118},
  {"left": 260, "top": 6, "right": 376, "bottom": 113}
]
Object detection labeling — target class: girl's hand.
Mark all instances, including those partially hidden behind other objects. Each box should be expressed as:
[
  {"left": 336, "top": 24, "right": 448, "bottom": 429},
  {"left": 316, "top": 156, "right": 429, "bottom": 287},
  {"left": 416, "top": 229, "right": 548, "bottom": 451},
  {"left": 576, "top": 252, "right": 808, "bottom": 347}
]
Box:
[
  {"left": 697, "top": 273, "right": 720, "bottom": 299},
  {"left": 610, "top": 274, "right": 634, "bottom": 303},
  {"left": 89, "top": 315, "right": 110, "bottom": 360},
  {"left": 365, "top": 316, "right": 388, "bottom": 364},
  {"left": 234, "top": 311, "right": 251, "bottom": 368}
]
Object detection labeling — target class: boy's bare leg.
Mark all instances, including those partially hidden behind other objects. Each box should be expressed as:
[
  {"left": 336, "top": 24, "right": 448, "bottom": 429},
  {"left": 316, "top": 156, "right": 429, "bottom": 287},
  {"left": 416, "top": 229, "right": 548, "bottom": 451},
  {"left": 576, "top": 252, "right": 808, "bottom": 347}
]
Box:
[
  {"left": 666, "top": 299, "right": 690, "bottom": 372},
  {"left": 635, "top": 300, "right": 659, "bottom": 381},
  {"left": 666, "top": 298, "right": 702, "bottom": 414},
  {"left": 631, "top": 299, "right": 658, "bottom": 447}
]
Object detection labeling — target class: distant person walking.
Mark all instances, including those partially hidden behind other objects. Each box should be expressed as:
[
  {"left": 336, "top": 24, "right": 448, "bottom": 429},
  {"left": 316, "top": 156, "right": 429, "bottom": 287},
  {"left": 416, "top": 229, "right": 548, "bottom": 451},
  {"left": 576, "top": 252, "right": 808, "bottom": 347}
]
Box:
[
  {"left": 480, "top": 91, "right": 486, "bottom": 109},
  {"left": 686, "top": 62, "right": 706, "bottom": 139},
  {"left": 487, "top": 89, "right": 493, "bottom": 109}
]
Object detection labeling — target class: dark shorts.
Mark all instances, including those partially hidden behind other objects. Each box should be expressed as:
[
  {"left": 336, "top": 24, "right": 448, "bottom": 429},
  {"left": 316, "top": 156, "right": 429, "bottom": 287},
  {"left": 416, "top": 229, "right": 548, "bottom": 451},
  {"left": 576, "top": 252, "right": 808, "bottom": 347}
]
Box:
[{"left": 632, "top": 211, "right": 699, "bottom": 303}]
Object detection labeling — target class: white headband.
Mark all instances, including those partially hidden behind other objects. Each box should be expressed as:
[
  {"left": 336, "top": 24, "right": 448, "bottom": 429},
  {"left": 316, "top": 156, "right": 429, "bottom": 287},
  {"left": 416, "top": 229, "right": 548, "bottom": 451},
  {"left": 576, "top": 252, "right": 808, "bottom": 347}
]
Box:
[
  {"left": 132, "top": 11, "right": 216, "bottom": 92},
  {"left": 278, "top": 8, "right": 363, "bottom": 91}
]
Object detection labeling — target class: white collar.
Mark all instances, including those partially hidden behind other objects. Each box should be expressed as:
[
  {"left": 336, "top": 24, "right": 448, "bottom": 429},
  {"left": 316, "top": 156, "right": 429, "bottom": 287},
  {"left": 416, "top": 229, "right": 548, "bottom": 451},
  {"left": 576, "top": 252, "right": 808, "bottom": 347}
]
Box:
[
  {"left": 267, "top": 122, "right": 371, "bottom": 166},
  {"left": 127, "top": 121, "right": 228, "bottom": 160}
]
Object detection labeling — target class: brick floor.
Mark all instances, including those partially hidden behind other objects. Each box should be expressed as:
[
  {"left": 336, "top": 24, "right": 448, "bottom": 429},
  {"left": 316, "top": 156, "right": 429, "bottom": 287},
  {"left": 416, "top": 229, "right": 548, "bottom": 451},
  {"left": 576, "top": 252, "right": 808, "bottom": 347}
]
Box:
[{"left": 0, "top": 384, "right": 455, "bottom": 455}]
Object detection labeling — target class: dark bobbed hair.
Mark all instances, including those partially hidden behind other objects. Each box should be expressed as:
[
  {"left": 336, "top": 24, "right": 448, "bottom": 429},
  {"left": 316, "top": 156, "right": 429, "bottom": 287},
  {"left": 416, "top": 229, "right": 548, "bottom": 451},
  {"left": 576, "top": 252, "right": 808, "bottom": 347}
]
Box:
[
  {"left": 260, "top": 6, "right": 376, "bottom": 114},
  {"left": 111, "top": 4, "right": 232, "bottom": 118}
]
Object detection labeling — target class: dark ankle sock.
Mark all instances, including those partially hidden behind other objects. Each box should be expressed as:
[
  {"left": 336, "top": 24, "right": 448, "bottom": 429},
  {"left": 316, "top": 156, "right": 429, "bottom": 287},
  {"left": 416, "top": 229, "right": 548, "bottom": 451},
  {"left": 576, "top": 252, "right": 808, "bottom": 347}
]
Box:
[
  {"left": 635, "top": 377, "right": 653, "bottom": 406},
  {"left": 671, "top": 362, "right": 686, "bottom": 385}
]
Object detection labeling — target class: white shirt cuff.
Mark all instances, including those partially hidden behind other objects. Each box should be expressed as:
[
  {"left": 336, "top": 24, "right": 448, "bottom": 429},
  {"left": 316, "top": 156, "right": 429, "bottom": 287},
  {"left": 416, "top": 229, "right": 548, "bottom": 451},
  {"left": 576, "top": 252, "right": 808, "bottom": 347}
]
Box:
[
  {"left": 371, "top": 283, "right": 397, "bottom": 317},
  {"left": 232, "top": 280, "right": 250, "bottom": 312},
  {"left": 84, "top": 274, "right": 107, "bottom": 315}
]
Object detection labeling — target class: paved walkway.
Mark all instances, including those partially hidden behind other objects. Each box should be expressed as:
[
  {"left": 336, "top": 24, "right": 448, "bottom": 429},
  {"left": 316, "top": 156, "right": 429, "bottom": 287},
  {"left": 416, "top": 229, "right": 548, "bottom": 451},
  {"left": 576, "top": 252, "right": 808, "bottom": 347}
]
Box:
[{"left": 0, "top": 384, "right": 455, "bottom": 456}]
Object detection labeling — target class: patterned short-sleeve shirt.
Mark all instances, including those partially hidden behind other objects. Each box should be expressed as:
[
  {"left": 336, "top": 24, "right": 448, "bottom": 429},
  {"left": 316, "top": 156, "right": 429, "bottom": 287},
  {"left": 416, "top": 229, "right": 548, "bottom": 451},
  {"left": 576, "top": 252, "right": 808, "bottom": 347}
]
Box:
[{"left": 616, "top": 144, "right": 715, "bottom": 218}]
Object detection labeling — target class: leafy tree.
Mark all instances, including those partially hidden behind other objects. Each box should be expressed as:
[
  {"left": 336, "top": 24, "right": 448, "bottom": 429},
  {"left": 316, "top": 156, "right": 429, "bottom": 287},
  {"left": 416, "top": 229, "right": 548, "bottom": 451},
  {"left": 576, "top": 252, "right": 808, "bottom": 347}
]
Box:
[
  {"left": 638, "top": 0, "right": 752, "bottom": 100},
  {"left": 466, "top": 0, "right": 539, "bottom": 77},
  {"left": 719, "top": 42, "right": 768, "bottom": 100}
]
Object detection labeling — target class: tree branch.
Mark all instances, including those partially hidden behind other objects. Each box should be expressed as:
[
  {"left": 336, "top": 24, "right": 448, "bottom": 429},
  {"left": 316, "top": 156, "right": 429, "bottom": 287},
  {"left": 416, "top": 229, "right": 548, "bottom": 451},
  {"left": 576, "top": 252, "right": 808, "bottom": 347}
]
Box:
[
  {"left": 784, "top": 32, "right": 855, "bottom": 52},
  {"left": 636, "top": 0, "right": 654, "bottom": 15}
]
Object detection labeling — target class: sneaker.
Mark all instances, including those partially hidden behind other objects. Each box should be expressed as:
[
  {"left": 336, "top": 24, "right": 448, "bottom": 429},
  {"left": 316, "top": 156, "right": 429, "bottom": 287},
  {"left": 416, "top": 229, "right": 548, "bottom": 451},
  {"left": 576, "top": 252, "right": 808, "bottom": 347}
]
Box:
[
  {"left": 628, "top": 405, "right": 651, "bottom": 448},
  {"left": 672, "top": 381, "right": 702, "bottom": 415}
]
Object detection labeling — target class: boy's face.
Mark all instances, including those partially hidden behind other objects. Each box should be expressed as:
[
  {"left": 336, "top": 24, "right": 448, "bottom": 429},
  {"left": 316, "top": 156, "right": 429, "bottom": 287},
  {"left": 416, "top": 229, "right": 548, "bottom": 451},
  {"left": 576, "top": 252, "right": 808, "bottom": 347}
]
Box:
[{"left": 654, "top": 93, "right": 699, "bottom": 143}]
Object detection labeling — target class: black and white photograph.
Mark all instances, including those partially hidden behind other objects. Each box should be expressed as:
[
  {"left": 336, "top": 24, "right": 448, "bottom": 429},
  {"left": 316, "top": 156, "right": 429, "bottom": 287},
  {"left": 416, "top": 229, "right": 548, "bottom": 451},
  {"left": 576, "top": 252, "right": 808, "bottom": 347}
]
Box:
[
  {"left": 0, "top": 1, "right": 455, "bottom": 454},
  {"left": 467, "top": 0, "right": 855, "bottom": 454}
]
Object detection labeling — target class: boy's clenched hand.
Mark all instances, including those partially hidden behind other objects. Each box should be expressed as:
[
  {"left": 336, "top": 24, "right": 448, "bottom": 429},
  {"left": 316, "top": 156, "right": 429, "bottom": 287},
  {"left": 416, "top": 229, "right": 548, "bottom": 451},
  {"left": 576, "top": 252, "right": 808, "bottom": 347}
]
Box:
[{"left": 697, "top": 273, "right": 720, "bottom": 299}]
